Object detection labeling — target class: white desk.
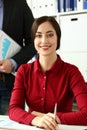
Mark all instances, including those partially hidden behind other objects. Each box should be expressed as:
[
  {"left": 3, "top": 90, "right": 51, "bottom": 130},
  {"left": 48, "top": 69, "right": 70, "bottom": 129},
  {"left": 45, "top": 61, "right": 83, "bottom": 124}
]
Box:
[{"left": 0, "top": 115, "right": 87, "bottom": 130}]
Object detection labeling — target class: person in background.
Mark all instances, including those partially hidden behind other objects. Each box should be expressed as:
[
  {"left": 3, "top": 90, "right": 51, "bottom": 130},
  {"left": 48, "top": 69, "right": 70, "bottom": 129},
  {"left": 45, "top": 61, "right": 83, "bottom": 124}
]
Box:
[
  {"left": 0, "top": 0, "right": 36, "bottom": 115},
  {"left": 9, "top": 16, "right": 87, "bottom": 130}
]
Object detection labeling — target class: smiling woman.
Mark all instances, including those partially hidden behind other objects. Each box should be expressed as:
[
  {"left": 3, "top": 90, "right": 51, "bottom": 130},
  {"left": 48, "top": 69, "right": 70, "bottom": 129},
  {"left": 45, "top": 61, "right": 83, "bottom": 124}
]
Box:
[
  {"left": 9, "top": 16, "right": 87, "bottom": 130},
  {"left": 31, "top": 16, "right": 61, "bottom": 50},
  {"left": 34, "top": 21, "right": 58, "bottom": 62}
]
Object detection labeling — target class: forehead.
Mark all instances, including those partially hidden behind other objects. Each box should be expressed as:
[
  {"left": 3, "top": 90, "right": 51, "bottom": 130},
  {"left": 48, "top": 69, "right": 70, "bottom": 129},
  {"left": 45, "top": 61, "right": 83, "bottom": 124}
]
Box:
[{"left": 36, "top": 21, "right": 55, "bottom": 33}]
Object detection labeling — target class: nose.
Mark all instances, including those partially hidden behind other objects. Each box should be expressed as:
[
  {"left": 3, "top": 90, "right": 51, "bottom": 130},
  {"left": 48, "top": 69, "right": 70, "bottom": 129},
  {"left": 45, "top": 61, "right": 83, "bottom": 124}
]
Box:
[{"left": 41, "top": 35, "right": 48, "bottom": 44}]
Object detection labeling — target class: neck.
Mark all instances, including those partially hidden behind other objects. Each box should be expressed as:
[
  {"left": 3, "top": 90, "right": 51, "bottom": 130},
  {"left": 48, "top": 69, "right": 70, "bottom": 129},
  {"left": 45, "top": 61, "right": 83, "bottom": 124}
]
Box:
[{"left": 39, "top": 53, "right": 57, "bottom": 72}]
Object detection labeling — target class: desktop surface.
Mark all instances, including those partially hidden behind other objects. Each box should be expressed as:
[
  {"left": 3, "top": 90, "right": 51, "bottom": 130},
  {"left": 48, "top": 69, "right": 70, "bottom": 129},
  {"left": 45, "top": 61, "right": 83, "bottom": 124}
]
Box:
[{"left": 0, "top": 115, "right": 87, "bottom": 130}]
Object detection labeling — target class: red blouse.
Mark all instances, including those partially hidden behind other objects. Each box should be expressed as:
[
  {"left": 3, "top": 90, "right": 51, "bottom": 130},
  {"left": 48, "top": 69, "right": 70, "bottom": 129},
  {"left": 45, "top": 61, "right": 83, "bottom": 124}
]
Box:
[{"left": 9, "top": 55, "right": 87, "bottom": 125}]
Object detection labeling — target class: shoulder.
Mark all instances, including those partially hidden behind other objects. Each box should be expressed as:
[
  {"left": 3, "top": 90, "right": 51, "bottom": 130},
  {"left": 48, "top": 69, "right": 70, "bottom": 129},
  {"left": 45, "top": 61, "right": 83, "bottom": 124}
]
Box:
[
  {"left": 58, "top": 55, "right": 82, "bottom": 78},
  {"left": 10, "top": 0, "right": 28, "bottom": 7},
  {"left": 62, "top": 60, "right": 80, "bottom": 75},
  {"left": 14, "top": 62, "right": 34, "bottom": 83},
  {"left": 13, "top": 0, "right": 25, "bottom": 4},
  {"left": 58, "top": 55, "right": 79, "bottom": 73},
  {"left": 4, "top": 0, "right": 26, "bottom": 8},
  {"left": 64, "top": 61, "right": 78, "bottom": 72},
  {"left": 18, "top": 62, "right": 34, "bottom": 72},
  {"left": 62, "top": 60, "right": 85, "bottom": 82}
]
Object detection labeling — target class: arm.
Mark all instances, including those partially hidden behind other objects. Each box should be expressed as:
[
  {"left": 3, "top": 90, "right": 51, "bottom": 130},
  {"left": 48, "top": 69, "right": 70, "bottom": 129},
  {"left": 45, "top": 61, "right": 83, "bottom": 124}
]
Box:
[
  {"left": 8, "top": 64, "right": 36, "bottom": 125},
  {"left": 57, "top": 67, "right": 87, "bottom": 125},
  {"left": 12, "top": 0, "right": 36, "bottom": 67}
]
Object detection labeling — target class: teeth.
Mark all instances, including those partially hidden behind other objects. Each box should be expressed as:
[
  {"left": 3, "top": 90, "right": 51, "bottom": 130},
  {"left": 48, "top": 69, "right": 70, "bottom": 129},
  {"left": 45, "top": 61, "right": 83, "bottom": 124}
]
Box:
[
  {"left": 41, "top": 46, "right": 50, "bottom": 48},
  {"left": 41, "top": 47, "right": 49, "bottom": 49}
]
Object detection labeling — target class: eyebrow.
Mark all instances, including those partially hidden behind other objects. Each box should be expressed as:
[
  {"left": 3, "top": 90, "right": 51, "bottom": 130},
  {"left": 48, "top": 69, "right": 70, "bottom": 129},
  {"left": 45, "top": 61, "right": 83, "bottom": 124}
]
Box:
[{"left": 36, "top": 30, "right": 54, "bottom": 34}]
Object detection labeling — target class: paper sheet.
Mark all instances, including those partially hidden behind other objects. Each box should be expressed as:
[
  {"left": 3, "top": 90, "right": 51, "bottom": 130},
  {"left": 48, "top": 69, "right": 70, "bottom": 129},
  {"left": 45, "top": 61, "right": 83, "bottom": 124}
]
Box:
[{"left": 0, "top": 30, "right": 21, "bottom": 60}]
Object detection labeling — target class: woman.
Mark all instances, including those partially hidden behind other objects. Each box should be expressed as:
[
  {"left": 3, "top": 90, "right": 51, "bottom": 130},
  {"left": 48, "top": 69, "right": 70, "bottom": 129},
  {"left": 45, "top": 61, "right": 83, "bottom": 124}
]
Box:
[{"left": 9, "top": 16, "right": 87, "bottom": 130}]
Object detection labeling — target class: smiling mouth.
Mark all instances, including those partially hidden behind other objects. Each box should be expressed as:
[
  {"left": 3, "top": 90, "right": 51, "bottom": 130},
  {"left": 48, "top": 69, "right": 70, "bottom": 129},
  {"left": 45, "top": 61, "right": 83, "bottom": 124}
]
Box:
[{"left": 40, "top": 45, "right": 51, "bottom": 49}]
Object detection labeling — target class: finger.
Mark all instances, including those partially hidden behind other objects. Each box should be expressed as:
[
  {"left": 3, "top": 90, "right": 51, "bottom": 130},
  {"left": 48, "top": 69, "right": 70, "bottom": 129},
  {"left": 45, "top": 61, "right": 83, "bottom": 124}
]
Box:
[
  {"left": 46, "top": 114, "right": 57, "bottom": 126},
  {"left": 47, "top": 112, "right": 61, "bottom": 124},
  {"left": 43, "top": 122, "right": 53, "bottom": 130},
  {"left": 38, "top": 119, "right": 52, "bottom": 130},
  {"left": 42, "top": 120, "right": 55, "bottom": 130},
  {"left": 56, "top": 116, "right": 61, "bottom": 124},
  {"left": 0, "top": 67, "right": 5, "bottom": 72},
  {"left": 44, "top": 117, "right": 57, "bottom": 130}
]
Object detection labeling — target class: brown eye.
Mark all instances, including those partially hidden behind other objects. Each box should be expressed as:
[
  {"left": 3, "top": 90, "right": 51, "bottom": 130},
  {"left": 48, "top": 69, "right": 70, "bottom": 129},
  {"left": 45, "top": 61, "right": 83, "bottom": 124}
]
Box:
[
  {"left": 47, "top": 33, "right": 54, "bottom": 37},
  {"left": 35, "top": 34, "right": 42, "bottom": 38}
]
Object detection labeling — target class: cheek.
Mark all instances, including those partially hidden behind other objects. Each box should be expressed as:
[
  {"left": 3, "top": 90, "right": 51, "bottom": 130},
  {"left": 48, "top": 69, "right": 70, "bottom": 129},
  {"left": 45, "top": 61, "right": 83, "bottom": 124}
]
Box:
[
  {"left": 55, "top": 38, "right": 58, "bottom": 49},
  {"left": 53, "top": 44, "right": 57, "bottom": 51},
  {"left": 34, "top": 38, "right": 39, "bottom": 45},
  {"left": 34, "top": 39, "right": 39, "bottom": 51},
  {"left": 52, "top": 38, "right": 57, "bottom": 49}
]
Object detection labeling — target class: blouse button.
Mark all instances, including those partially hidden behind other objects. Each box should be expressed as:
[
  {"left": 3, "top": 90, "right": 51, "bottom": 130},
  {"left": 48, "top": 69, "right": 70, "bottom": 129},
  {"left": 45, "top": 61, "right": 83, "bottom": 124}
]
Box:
[
  {"left": 41, "top": 98, "right": 44, "bottom": 101},
  {"left": 43, "top": 87, "right": 45, "bottom": 90},
  {"left": 44, "top": 76, "right": 46, "bottom": 79}
]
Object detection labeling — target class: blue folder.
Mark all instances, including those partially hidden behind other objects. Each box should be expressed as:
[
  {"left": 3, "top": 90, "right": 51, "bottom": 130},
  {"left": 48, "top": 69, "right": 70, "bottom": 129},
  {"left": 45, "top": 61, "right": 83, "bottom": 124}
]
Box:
[{"left": 83, "top": 0, "right": 87, "bottom": 9}]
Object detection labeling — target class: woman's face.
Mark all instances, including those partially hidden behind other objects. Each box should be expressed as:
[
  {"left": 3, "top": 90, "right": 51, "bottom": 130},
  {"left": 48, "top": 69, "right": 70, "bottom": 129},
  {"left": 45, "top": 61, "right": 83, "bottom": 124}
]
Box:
[{"left": 34, "top": 21, "right": 58, "bottom": 57}]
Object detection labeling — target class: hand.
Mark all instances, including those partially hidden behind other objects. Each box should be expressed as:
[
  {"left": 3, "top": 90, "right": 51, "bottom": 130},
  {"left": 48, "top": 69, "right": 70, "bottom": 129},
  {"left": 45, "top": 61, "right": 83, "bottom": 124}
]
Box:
[
  {"left": 31, "top": 111, "right": 44, "bottom": 117},
  {"left": 0, "top": 59, "right": 14, "bottom": 73},
  {"left": 31, "top": 112, "right": 60, "bottom": 130},
  {"left": 31, "top": 111, "right": 61, "bottom": 124}
]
